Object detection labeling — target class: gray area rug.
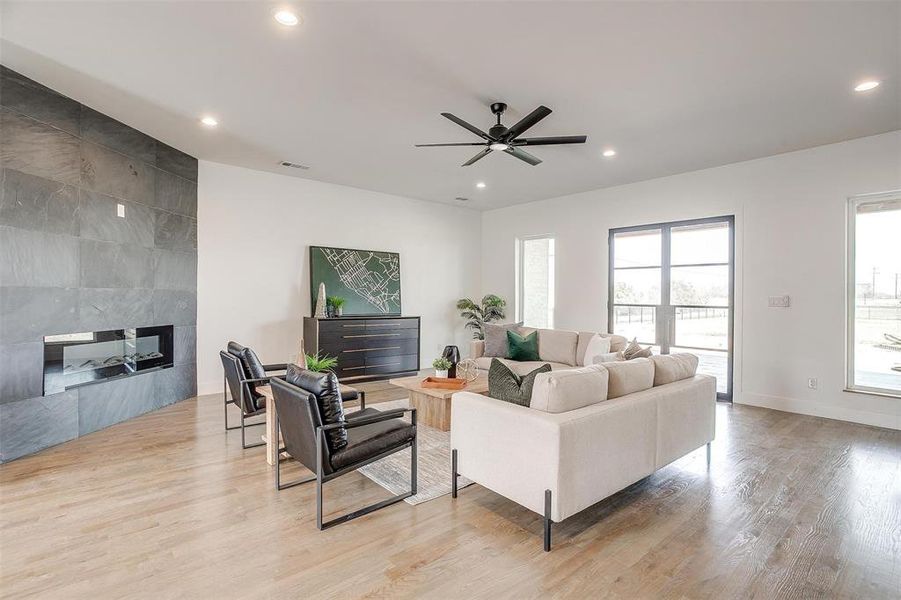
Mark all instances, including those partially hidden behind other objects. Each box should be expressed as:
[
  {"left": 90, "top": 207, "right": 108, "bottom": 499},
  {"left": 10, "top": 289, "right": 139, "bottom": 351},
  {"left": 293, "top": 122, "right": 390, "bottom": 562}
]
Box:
[{"left": 353, "top": 399, "right": 473, "bottom": 505}]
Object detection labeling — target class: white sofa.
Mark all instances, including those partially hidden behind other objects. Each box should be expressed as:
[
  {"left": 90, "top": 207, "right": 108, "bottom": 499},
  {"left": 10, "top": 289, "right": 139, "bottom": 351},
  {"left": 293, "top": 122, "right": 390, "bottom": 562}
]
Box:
[
  {"left": 470, "top": 329, "right": 629, "bottom": 375},
  {"left": 450, "top": 354, "right": 716, "bottom": 551}
]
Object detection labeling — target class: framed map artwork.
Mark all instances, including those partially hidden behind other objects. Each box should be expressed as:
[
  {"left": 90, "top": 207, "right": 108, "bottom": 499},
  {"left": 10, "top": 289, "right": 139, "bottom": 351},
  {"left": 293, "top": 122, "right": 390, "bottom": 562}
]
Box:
[{"left": 309, "top": 246, "right": 402, "bottom": 316}]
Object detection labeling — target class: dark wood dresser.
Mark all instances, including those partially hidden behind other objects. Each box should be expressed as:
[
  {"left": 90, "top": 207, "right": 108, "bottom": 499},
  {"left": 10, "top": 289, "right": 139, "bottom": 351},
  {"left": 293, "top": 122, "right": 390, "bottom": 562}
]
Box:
[{"left": 303, "top": 316, "right": 421, "bottom": 382}]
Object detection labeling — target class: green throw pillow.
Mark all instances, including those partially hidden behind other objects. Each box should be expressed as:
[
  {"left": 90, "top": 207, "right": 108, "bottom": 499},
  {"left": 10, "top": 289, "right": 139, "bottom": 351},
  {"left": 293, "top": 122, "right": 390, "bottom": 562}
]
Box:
[
  {"left": 507, "top": 329, "right": 540, "bottom": 361},
  {"left": 488, "top": 359, "right": 551, "bottom": 406}
]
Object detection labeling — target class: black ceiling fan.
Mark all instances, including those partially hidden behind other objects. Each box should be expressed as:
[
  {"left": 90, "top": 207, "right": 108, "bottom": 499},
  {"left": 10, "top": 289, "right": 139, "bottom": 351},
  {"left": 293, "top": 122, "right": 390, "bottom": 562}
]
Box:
[{"left": 415, "top": 102, "right": 587, "bottom": 166}]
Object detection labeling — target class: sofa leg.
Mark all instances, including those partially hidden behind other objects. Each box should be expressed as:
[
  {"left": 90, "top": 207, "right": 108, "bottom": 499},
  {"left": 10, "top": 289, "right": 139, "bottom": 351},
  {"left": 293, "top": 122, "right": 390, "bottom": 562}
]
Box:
[
  {"left": 544, "top": 489, "right": 552, "bottom": 552},
  {"left": 706, "top": 442, "right": 712, "bottom": 466},
  {"left": 451, "top": 449, "right": 458, "bottom": 498}
]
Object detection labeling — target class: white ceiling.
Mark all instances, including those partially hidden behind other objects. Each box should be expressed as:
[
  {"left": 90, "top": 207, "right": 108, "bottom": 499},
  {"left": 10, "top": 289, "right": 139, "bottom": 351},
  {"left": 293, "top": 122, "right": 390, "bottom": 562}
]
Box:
[{"left": 2, "top": 1, "right": 899, "bottom": 210}]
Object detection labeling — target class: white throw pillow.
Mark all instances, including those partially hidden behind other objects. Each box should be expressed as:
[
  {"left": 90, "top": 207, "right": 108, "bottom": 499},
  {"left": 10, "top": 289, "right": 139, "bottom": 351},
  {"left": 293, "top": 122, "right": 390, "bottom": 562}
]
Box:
[
  {"left": 591, "top": 351, "right": 624, "bottom": 364},
  {"left": 582, "top": 334, "right": 612, "bottom": 366}
]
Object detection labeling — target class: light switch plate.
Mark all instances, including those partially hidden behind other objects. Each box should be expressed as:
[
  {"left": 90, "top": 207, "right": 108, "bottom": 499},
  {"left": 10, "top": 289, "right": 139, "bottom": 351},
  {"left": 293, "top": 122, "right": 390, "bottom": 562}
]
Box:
[
  {"left": 116, "top": 203, "right": 125, "bottom": 218},
  {"left": 768, "top": 295, "right": 790, "bottom": 308}
]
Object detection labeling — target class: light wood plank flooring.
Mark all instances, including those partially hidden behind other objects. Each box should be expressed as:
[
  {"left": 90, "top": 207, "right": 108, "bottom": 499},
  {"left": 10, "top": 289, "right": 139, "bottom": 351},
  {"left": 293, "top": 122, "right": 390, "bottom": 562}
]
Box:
[{"left": 1, "top": 385, "right": 899, "bottom": 599}]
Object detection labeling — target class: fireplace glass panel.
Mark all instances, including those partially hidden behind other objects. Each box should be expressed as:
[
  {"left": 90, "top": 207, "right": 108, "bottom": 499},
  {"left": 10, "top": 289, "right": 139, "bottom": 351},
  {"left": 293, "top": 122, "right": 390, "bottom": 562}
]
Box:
[{"left": 43, "top": 326, "right": 173, "bottom": 395}]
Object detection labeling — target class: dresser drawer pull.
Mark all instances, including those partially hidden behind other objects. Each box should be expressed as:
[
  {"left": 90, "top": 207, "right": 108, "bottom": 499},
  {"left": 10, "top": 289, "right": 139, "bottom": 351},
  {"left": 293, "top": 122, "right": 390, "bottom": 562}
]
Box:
[
  {"left": 343, "top": 346, "right": 401, "bottom": 353},
  {"left": 341, "top": 325, "right": 366, "bottom": 328},
  {"left": 342, "top": 333, "right": 401, "bottom": 339},
  {"left": 344, "top": 363, "right": 401, "bottom": 371}
]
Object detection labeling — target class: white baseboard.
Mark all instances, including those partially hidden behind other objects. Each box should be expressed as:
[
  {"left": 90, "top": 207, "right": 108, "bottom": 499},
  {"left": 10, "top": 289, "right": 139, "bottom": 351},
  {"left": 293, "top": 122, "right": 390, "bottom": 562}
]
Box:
[
  {"left": 738, "top": 392, "right": 900, "bottom": 430},
  {"left": 197, "top": 380, "right": 220, "bottom": 397}
]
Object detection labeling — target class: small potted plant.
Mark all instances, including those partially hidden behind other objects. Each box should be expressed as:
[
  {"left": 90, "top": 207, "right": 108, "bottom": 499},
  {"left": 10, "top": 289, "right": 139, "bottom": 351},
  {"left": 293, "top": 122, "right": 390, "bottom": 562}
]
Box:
[
  {"left": 327, "top": 296, "right": 346, "bottom": 318},
  {"left": 305, "top": 352, "right": 338, "bottom": 373},
  {"left": 432, "top": 357, "right": 452, "bottom": 379}
]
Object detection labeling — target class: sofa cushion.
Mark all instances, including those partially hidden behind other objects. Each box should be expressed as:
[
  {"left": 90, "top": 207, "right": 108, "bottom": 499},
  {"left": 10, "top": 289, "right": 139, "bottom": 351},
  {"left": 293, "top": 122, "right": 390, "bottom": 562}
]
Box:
[
  {"left": 285, "top": 364, "right": 348, "bottom": 451},
  {"left": 577, "top": 332, "right": 628, "bottom": 364},
  {"left": 651, "top": 353, "right": 699, "bottom": 386},
  {"left": 483, "top": 322, "right": 524, "bottom": 358},
  {"left": 507, "top": 329, "right": 540, "bottom": 361},
  {"left": 538, "top": 329, "right": 578, "bottom": 366},
  {"left": 487, "top": 359, "right": 551, "bottom": 406},
  {"left": 530, "top": 364, "right": 609, "bottom": 413},
  {"left": 603, "top": 357, "right": 655, "bottom": 399},
  {"left": 582, "top": 334, "right": 612, "bottom": 366}
]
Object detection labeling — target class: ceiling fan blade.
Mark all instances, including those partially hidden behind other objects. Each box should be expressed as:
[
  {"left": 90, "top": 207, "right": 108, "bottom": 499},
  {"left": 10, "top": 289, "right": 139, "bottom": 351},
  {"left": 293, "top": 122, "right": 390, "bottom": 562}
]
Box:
[
  {"left": 511, "top": 135, "right": 587, "bottom": 146},
  {"left": 441, "top": 112, "right": 493, "bottom": 141},
  {"left": 501, "top": 105, "right": 552, "bottom": 141},
  {"left": 504, "top": 146, "right": 542, "bottom": 166},
  {"left": 415, "top": 142, "right": 487, "bottom": 147},
  {"left": 461, "top": 148, "right": 492, "bottom": 166}
]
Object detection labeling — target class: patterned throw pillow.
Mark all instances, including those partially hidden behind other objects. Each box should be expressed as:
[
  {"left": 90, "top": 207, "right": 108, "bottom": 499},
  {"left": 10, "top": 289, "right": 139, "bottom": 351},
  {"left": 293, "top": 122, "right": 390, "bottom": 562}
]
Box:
[
  {"left": 507, "top": 330, "right": 540, "bottom": 361},
  {"left": 623, "top": 338, "right": 653, "bottom": 360},
  {"left": 488, "top": 359, "right": 552, "bottom": 406}
]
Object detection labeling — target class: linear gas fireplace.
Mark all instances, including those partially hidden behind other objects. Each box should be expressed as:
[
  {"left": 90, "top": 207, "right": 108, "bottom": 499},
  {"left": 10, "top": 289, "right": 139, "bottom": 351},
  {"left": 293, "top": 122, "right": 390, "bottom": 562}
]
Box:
[{"left": 43, "top": 325, "right": 174, "bottom": 395}]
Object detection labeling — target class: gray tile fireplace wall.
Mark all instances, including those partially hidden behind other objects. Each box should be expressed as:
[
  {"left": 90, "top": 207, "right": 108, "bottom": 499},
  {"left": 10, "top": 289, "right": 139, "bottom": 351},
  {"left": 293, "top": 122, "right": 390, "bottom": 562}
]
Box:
[{"left": 0, "top": 66, "right": 197, "bottom": 462}]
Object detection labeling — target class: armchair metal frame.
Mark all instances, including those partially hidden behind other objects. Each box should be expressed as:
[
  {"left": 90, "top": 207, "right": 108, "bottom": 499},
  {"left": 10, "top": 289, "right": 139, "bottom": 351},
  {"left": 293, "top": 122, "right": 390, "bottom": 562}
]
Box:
[
  {"left": 222, "top": 355, "right": 287, "bottom": 449},
  {"left": 276, "top": 407, "right": 418, "bottom": 530}
]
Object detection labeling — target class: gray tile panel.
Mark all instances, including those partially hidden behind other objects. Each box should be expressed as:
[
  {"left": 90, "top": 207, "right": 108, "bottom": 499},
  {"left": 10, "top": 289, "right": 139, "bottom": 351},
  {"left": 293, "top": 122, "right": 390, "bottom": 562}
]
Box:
[
  {"left": 155, "top": 142, "right": 198, "bottom": 182},
  {"left": 80, "top": 105, "right": 157, "bottom": 164},
  {"left": 0, "top": 286, "right": 80, "bottom": 344},
  {"left": 0, "top": 341, "right": 44, "bottom": 403},
  {"left": 0, "top": 67, "right": 81, "bottom": 136},
  {"left": 80, "top": 141, "right": 155, "bottom": 206},
  {"left": 78, "top": 239, "right": 153, "bottom": 289},
  {"left": 153, "top": 168, "right": 197, "bottom": 217},
  {"left": 78, "top": 188, "right": 154, "bottom": 247},
  {"left": 0, "top": 108, "right": 81, "bottom": 185},
  {"left": 153, "top": 210, "right": 197, "bottom": 251},
  {"left": 152, "top": 248, "right": 197, "bottom": 291},
  {"left": 0, "top": 169, "right": 80, "bottom": 236},
  {"left": 0, "top": 226, "right": 79, "bottom": 287},
  {"left": 0, "top": 391, "right": 78, "bottom": 462}
]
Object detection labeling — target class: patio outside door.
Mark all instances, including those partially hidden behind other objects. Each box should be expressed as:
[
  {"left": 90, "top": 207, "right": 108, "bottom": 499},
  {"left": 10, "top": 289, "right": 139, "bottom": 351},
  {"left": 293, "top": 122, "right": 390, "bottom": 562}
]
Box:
[{"left": 608, "top": 216, "right": 734, "bottom": 401}]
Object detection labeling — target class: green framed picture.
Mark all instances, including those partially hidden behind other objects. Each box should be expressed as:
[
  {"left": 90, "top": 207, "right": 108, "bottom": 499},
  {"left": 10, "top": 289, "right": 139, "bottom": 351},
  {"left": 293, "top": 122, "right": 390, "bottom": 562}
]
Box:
[{"left": 309, "top": 246, "right": 402, "bottom": 316}]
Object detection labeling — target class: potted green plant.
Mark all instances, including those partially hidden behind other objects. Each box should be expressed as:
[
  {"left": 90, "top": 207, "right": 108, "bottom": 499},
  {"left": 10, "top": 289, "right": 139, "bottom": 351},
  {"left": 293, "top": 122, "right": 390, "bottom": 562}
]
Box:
[
  {"left": 432, "top": 357, "right": 452, "bottom": 378},
  {"left": 456, "top": 294, "right": 506, "bottom": 340},
  {"left": 305, "top": 352, "right": 339, "bottom": 373},
  {"left": 327, "top": 296, "right": 346, "bottom": 318}
]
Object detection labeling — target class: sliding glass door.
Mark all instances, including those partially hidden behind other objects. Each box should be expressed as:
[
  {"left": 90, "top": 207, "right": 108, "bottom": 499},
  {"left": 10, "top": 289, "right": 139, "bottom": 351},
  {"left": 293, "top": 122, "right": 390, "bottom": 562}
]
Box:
[{"left": 609, "top": 216, "right": 734, "bottom": 401}]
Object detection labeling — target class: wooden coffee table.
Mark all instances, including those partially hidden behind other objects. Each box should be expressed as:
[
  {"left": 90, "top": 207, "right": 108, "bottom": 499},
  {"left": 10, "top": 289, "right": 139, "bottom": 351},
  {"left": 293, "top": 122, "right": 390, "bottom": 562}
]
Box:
[{"left": 388, "top": 375, "right": 489, "bottom": 431}]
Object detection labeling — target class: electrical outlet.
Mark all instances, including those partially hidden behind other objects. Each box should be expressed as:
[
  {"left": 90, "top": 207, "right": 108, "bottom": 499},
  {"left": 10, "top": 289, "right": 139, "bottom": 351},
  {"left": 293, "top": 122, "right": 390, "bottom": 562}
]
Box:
[
  {"left": 807, "top": 377, "right": 818, "bottom": 390},
  {"left": 768, "top": 295, "right": 791, "bottom": 308}
]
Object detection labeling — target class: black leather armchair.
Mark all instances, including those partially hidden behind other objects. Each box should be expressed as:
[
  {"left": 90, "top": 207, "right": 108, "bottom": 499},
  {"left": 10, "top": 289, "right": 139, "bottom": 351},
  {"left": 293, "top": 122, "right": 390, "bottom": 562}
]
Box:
[
  {"left": 271, "top": 370, "right": 417, "bottom": 530},
  {"left": 220, "top": 342, "right": 287, "bottom": 449}
]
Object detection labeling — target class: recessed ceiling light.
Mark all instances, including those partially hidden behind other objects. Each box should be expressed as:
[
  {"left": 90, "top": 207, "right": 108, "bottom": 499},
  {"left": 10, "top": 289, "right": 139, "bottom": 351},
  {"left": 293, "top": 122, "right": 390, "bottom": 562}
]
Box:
[
  {"left": 200, "top": 116, "right": 218, "bottom": 127},
  {"left": 602, "top": 149, "right": 617, "bottom": 158},
  {"left": 476, "top": 182, "right": 486, "bottom": 189},
  {"left": 488, "top": 142, "right": 509, "bottom": 151},
  {"left": 854, "top": 80, "right": 880, "bottom": 92},
  {"left": 274, "top": 10, "right": 300, "bottom": 26}
]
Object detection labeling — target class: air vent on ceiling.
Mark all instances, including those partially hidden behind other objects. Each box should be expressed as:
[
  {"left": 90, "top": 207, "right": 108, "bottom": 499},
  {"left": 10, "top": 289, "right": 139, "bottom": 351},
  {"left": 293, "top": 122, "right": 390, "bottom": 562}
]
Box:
[
  {"left": 279, "top": 161, "right": 310, "bottom": 170},
  {"left": 455, "top": 197, "right": 469, "bottom": 202}
]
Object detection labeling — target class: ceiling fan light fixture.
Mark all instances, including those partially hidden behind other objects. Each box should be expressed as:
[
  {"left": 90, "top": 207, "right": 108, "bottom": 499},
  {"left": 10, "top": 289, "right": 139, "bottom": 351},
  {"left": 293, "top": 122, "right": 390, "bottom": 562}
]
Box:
[{"left": 489, "top": 142, "right": 509, "bottom": 151}]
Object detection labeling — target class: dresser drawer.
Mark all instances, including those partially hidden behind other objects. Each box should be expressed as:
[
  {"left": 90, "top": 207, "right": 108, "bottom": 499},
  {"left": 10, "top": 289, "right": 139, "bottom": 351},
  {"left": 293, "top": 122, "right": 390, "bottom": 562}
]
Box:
[
  {"left": 321, "top": 328, "right": 418, "bottom": 348},
  {"left": 362, "top": 318, "right": 418, "bottom": 330},
  {"left": 318, "top": 319, "right": 368, "bottom": 333},
  {"left": 338, "top": 354, "right": 418, "bottom": 378},
  {"left": 332, "top": 338, "right": 418, "bottom": 358}
]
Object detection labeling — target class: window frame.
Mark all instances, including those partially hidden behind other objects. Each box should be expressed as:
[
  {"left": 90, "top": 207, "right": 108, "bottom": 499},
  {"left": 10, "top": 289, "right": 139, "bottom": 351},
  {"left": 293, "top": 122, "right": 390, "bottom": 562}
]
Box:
[
  {"left": 516, "top": 234, "right": 556, "bottom": 329},
  {"left": 845, "top": 191, "right": 901, "bottom": 398}
]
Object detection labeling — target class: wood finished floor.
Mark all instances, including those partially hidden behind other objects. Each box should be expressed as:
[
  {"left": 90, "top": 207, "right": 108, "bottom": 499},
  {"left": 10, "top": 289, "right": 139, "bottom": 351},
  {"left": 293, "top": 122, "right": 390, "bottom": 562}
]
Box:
[{"left": 1, "top": 383, "right": 899, "bottom": 599}]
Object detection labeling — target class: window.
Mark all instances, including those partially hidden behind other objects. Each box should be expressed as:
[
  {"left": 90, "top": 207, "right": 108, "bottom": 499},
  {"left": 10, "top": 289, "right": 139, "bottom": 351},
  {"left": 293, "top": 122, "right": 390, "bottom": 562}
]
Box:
[
  {"left": 609, "top": 216, "right": 734, "bottom": 401},
  {"left": 847, "top": 193, "right": 901, "bottom": 396},
  {"left": 518, "top": 236, "right": 555, "bottom": 328}
]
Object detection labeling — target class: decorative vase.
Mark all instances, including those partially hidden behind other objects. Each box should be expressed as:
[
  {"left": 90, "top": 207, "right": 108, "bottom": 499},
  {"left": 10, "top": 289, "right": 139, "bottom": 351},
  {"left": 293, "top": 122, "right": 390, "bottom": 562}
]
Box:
[
  {"left": 435, "top": 369, "right": 449, "bottom": 379},
  {"left": 442, "top": 345, "right": 460, "bottom": 378},
  {"left": 314, "top": 283, "right": 328, "bottom": 318},
  {"left": 334, "top": 306, "right": 343, "bottom": 318}
]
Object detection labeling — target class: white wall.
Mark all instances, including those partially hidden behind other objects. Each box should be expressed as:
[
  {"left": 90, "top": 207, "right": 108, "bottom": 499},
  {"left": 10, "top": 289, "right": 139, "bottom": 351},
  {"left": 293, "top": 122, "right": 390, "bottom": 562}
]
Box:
[
  {"left": 481, "top": 131, "right": 901, "bottom": 430},
  {"left": 197, "top": 161, "right": 481, "bottom": 395}
]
